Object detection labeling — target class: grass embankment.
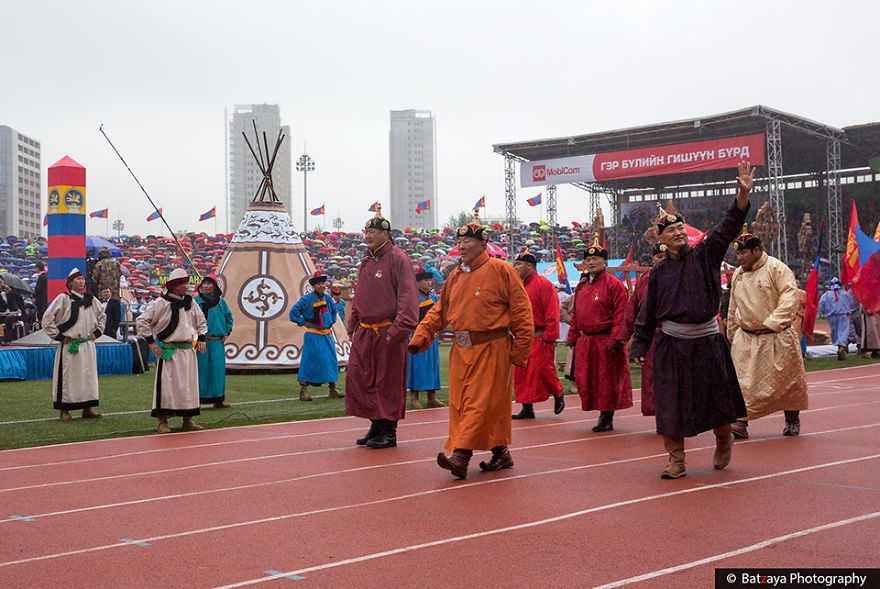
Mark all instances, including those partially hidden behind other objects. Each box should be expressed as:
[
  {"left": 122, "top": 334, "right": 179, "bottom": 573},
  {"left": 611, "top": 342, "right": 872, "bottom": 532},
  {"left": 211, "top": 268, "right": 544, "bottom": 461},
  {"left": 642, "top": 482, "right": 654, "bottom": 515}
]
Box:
[{"left": 0, "top": 345, "right": 876, "bottom": 450}]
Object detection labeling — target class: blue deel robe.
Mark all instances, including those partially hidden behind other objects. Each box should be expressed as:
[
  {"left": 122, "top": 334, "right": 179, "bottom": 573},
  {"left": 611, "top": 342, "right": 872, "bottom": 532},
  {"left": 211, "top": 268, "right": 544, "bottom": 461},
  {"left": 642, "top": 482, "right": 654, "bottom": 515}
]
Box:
[
  {"left": 819, "top": 286, "right": 854, "bottom": 347},
  {"left": 333, "top": 298, "right": 346, "bottom": 324},
  {"left": 408, "top": 291, "right": 441, "bottom": 391},
  {"left": 289, "top": 292, "right": 339, "bottom": 385},
  {"left": 194, "top": 294, "right": 233, "bottom": 403}
]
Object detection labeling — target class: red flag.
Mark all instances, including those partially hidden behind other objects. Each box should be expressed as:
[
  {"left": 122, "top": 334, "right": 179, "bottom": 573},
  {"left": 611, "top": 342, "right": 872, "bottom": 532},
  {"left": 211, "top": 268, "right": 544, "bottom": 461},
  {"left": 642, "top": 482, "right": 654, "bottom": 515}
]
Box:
[
  {"left": 802, "top": 220, "right": 825, "bottom": 344},
  {"left": 368, "top": 201, "right": 380, "bottom": 212},
  {"left": 474, "top": 196, "right": 485, "bottom": 209},
  {"left": 841, "top": 200, "right": 860, "bottom": 287},
  {"left": 526, "top": 193, "right": 542, "bottom": 206},
  {"left": 623, "top": 242, "right": 633, "bottom": 265},
  {"left": 554, "top": 237, "right": 571, "bottom": 294},
  {"left": 146, "top": 208, "right": 162, "bottom": 222},
  {"left": 89, "top": 208, "right": 109, "bottom": 218},
  {"left": 199, "top": 207, "right": 216, "bottom": 221}
]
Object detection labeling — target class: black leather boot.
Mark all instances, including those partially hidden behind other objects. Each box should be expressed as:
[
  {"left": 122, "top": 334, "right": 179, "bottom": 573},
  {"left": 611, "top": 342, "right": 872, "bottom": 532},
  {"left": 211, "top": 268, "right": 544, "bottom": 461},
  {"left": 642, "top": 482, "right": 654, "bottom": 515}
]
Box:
[
  {"left": 512, "top": 403, "right": 535, "bottom": 420},
  {"left": 783, "top": 410, "right": 800, "bottom": 436},
  {"left": 366, "top": 420, "right": 397, "bottom": 448},
  {"left": 592, "top": 411, "right": 614, "bottom": 432},
  {"left": 356, "top": 420, "right": 384, "bottom": 446}
]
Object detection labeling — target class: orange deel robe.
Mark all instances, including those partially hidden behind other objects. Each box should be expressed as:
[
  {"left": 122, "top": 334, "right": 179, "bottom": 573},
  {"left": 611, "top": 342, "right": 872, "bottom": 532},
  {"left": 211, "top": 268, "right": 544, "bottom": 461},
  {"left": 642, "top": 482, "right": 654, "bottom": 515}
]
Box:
[{"left": 410, "top": 249, "right": 533, "bottom": 452}]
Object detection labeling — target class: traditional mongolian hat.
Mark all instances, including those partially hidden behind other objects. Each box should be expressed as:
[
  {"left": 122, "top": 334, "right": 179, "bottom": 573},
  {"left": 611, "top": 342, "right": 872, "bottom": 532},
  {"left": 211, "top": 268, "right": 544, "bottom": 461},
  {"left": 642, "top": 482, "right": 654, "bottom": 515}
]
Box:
[
  {"left": 655, "top": 201, "right": 686, "bottom": 233},
  {"left": 308, "top": 270, "right": 328, "bottom": 286},
  {"left": 652, "top": 242, "right": 668, "bottom": 256},
  {"left": 514, "top": 246, "right": 538, "bottom": 265},
  {"left": 583, "top": 233, "right": 608, "bottom": 260},
  {"left": 414, "top": 266, "right": 433, "bottom": 281},
  {"left": 364, "top": 203, "right": 391, "bottom": 232},
  {"left": 331, "top": 287, "right": 341, "bottom": 296},
  {"left": 457, "top": 208, "right": 489, "bottom": 242},
  {"left": 733, "top": 223, "right": 761, "bottom": 250},
  {"left": 165, "top": 267, "right": 189, "bottom": 290},
  {"left": 199, "top": 272, "right": 222, "bottom": 296},
  {"left": 66, "top": 267, "right": 84, "bottom": 285}
]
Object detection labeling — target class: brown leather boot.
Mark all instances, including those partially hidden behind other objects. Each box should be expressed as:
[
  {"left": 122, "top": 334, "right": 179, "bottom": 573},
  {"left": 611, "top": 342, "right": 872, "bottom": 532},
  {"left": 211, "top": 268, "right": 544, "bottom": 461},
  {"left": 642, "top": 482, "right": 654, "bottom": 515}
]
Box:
[
  {"left": 731, "top": 419, "right": 749, "bottom": 439},
  {"left": 426, "top": 390, "right": 444, "bottom": 408},
  {"left": 328, "top": 383, "right": 344, "bottom": 398},
  {"left": 713, "top": 424, "right": 733, "bottom": 470},
  {"left": 661, "top": 436, "right": 686, "bottom": 479},
  {"left": 783, "top": 410, "right": 800, "bottom": 436},
  {"left": 479, "top": 446, "right": 514, "bottom": 471},
  {"left": 213, "top": 400, "right": 231, "bottom": 408},
  {"left": 157, "top": 417, "right": 171, "bottom": 434},
  {"left": 299, "top": 384, "right": 312, "bottom": 402},
  {"left": 59, "top": 410, "right": 72, "bottom": 422},
  {"left": 437, "top": 449, "right": 472, "bottom": 479},
  {"left": 182, "top": 417, "right": 203, "bottom": 432},
  {"left": 81, "top": 407, "right": 102, "bottom": 419},
  {"left": 409, "top": 391, "right": 423, "bottom": 410}
]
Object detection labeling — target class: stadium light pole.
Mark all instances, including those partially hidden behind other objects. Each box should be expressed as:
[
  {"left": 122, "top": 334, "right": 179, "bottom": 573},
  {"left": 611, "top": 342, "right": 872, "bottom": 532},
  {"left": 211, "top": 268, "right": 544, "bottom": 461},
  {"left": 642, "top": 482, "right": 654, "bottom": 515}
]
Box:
[{"left": 296, "top": 153, "right": 315, "bottom": 233}]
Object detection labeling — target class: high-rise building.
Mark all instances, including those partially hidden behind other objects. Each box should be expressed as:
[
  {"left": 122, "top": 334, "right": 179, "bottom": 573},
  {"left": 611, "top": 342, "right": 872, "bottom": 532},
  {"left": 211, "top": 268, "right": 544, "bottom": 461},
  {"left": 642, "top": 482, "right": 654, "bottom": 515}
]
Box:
[
  {"left": 389, "top": 109, "right": 437, "bottom": 230},
  {"left": 0, "top": 126, "right": 42, "bottom": 239},
  {"left": 227, "top": 105, "right": 292, "bottom": 232}
]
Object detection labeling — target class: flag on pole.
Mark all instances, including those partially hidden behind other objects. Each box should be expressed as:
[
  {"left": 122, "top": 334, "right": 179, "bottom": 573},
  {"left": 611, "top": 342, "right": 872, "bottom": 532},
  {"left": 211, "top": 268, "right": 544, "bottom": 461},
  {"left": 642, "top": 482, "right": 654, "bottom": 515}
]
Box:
[
  {"left": 146, "top": 208, "right": 162, "bottom": 222},
  {"left": 199, "top": 207, "right": 216, "bottom": 221},
  {"left": 474, "top": 196, "right": 485, "bottom": 209},
  {"left": 89, "top": 208, "right": 109, "bottom": 219},
  {"left": 840, "top": 200, "right": 860, "bottom": 287},
  {"left": 310, "top": 204, "right": 325, "bottom": 216},
  {"left": 802, "top": 219, "right": 825, "bottom": 343},
  {"left": 43, "top": 214, "right": 48, "bottom": 227},
  {"left": 555, "top": 237, "right": 571, "bottom": 294},
  {"left": 526, "top": 193, "right": 542, "bottom": 207},
  {"left": 415, "top": 200, "right": 430, "bottom": 214},
  {"left": 368, "top": 201, "right": 380, "bottom": 212}
]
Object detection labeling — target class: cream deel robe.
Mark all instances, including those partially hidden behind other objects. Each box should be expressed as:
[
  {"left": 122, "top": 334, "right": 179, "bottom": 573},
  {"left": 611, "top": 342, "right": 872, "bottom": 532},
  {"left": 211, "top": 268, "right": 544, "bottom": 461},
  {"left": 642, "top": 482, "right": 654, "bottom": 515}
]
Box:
[
  {"left": 43, "top": 292, "right": 106, "bottom": 410},
  {"left": 727, "top": 252, "right": 808, "bottom": 420},
  {"left": 137, "top": 295, "right": 207, "bottom": 416}
]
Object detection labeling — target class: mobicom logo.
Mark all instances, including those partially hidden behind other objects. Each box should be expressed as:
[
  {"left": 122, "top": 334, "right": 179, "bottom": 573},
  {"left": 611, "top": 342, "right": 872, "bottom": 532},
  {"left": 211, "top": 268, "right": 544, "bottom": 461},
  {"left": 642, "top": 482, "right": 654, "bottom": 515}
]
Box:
[{"left": 532, "top": 165, "right": 546, "bottom": 182}]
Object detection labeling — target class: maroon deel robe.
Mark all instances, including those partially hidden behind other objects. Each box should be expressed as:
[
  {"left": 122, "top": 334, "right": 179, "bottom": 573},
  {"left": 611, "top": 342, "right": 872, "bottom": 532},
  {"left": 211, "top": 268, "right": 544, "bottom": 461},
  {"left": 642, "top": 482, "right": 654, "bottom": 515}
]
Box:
[
  {"left": 346, "top": 240, "right": 419, "bottom": 421},
  {"left": 566, "top": 270, "right": 633, "bottom": 412},
  {"left": 620, "top": 272, "right": 655, "bottom": 416},
  {"left": 514, "top": 272, "right": 563, "bottom": 404}
]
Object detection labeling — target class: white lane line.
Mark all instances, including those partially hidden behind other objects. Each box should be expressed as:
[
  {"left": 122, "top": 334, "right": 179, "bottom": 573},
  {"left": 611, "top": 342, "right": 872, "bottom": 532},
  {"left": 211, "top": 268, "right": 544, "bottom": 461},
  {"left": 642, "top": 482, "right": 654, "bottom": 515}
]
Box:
[
  {"left": 3, "top": 398, "right": 879, "bottom": 495},
  {"left": 213, "top": 453, "right": 880, "bottom": 589},
  {"left": 594, "top": 510, "right": 880, "bottom": 588},
  {"left": 1, "top": 379, "right": 873, "bottom": 471},
  {"left": 1, "top": 425, "right": 878, "bottom": 570},
  {"left": 0, "top": 428, "right": 656, "bottom": 506}
]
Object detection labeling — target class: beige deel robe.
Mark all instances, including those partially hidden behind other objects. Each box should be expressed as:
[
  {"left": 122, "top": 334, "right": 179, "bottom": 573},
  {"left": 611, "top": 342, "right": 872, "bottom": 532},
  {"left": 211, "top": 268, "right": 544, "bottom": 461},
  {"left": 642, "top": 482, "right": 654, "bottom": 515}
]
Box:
[
  {"left": 136, "top": 295, "right": 207, "bottom": 417},
  {"left": 42, "top": 292, "right": 106, "bottom": 410},
  {"left": 727, "top": 252, "right": 808, "bottom": 420}
]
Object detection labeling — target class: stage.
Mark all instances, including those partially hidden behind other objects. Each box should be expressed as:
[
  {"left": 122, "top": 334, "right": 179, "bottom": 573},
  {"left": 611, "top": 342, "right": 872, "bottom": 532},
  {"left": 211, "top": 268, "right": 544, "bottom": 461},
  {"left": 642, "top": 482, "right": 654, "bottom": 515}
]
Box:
[{"left": 0, "top": 344, "right": 132, "bottom": 380}]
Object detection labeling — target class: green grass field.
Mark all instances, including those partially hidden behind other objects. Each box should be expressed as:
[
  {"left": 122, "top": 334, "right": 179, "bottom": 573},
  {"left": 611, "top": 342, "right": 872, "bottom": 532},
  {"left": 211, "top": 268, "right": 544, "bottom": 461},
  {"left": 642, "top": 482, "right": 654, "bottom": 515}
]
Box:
[{"left": 1, "top": 344, "right": 877, "bottom": 450}]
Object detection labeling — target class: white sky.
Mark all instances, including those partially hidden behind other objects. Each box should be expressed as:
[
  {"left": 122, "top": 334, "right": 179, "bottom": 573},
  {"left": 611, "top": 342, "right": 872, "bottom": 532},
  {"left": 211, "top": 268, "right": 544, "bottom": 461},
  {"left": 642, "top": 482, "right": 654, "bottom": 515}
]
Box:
[{"left": 3, "top": 0, "right": 877, "bottom": 236}]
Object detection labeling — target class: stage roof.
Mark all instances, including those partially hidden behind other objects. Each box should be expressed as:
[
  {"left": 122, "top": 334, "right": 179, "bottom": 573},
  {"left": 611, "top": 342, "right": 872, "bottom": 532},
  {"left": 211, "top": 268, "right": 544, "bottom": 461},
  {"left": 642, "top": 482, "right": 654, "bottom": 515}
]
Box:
[{"left": 493, "top": 105, "right": 880, "bottom": 191}]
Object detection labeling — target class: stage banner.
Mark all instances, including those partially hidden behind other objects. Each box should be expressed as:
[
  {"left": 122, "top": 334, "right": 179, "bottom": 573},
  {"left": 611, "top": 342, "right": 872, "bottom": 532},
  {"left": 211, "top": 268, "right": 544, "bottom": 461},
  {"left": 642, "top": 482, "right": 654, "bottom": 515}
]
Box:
[{"left": 520, "top": 133, "right": 765, "bottom": 187}]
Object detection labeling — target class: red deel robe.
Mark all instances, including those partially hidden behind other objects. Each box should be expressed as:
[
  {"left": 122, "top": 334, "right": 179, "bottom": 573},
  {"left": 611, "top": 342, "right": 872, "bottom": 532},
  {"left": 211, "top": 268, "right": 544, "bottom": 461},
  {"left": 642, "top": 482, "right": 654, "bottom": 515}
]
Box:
[
  {"left": 566, "top": 271, "right": 633, "bottom": 412},
  {"left": 619, "top": 272, "right": 655, "bottom": 416},
  {"left": 514, "top": 271, "right": 563, "bottom": 404},
  {"left": 346, "top": 240, "right": 419, "bottom": 421}
]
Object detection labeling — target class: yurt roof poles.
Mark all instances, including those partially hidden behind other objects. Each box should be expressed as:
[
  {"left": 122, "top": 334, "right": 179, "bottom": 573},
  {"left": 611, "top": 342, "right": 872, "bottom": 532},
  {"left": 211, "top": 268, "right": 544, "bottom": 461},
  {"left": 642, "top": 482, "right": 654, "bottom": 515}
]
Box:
[{"left": 243, "top": 121, "right": 285, "bottom": 203}]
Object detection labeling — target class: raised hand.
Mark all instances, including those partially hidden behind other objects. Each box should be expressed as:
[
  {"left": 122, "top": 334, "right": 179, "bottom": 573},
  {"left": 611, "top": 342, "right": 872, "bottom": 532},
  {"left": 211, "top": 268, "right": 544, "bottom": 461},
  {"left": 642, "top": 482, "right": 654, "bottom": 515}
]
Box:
[{"left": 736, "top": 161, "right": 756, "bottom": 211}]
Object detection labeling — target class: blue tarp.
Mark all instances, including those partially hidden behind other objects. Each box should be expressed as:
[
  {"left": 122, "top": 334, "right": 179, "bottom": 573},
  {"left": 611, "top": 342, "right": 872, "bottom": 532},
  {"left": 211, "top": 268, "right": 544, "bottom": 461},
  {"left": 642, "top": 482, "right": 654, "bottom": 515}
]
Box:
[{"left": 0, "top": 345, "right": 133, "bottom": 380}]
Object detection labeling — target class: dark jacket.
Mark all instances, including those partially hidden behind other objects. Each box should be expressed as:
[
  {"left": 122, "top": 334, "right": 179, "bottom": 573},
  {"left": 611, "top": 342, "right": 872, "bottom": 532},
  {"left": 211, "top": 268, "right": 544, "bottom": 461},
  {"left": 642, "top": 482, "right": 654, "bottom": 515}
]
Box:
[{"left": 102, "top": 297, "right": 121, "bottom": 338}]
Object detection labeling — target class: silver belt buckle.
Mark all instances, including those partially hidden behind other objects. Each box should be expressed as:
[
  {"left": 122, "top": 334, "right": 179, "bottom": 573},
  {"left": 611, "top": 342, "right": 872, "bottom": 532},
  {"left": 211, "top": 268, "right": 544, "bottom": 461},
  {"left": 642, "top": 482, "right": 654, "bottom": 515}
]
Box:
[{"left": 454, "top": 330, "right": 473, "bottom": 348}]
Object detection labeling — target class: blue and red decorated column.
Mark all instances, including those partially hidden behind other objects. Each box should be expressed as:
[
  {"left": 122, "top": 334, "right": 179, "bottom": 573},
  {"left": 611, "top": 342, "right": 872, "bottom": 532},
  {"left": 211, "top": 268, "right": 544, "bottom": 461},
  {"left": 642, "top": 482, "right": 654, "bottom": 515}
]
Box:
[{"left": 46, "top": 156, "right": 86, "bottom": 300}]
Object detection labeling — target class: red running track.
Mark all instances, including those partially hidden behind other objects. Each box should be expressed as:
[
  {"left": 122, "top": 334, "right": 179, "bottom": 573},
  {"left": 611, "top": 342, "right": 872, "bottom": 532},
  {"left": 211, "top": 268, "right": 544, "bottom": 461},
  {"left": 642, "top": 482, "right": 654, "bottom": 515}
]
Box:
[{"left": 0, "top": 364, "right": 878, "bottom": 588}]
